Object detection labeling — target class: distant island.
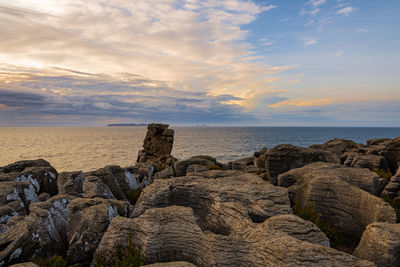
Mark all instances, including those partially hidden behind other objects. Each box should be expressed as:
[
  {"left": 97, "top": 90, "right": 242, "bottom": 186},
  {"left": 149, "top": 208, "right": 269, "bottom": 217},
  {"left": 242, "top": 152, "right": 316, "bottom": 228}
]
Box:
[{"left": 107, "top": 123, "right": 147, "bottom": 127}]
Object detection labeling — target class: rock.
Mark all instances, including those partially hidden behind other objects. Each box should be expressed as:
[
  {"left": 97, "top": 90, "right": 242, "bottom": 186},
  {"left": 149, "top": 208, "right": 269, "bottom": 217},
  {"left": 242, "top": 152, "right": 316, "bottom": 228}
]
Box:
[
  {"left": 137, "top": 124, "right": 176, "bottom": 167},
  {"left": 38, "top": 193, "right": 50, "bottom": 202},
  {"left": 277, "top": 162, "right": 396, "bottom": 239},
  {"left": 262, "top": 214, "right": 330, "bottom": 247},
  {"left": 133, "top": 171, "right": 292, "bottom": 229},
  {"left": 0, "top": 181, "right": 38, "bottom": 221},
  {"left": 279, "top": 162, "right": 387, "bottom": 196},
  {"left": 342, "top": 153, "right": 390, "bottom": 172},
  {"left": 367, "top": 137, "right": 400, "bottom": 174},
  {"left": 94, "top": 206, "right": 374, "bottom": 267},
  {"left": 367, "top": 138, "right": 392, "bottom": 147},
  {"left": 0, "top": 159, "right": 58, "bottom": 196},
  {"left": 82, "top": 176, "right": 115, "bottom": 199},
  {"left": 66, "top": 198, "right": 130, "bottom": 265},
  {"left": 173, "top": 156, "right": 226, "bottom": 177},
  {"left": 153, "top": 166, "right": 175, "bottom": 180},
  {"left": 253, "top": 147, "right": 268, "bottom": 169},
  {"left": 228, "top": 157, "right": 254, "bottom": 170},
  {"left": 309, "top": 138, "right": 364, "bottom": 156},
  {"left": 9, "top": 263, "right": 39, "bottom": 267},
  {"left": 0, "top": 195, "right": 75, "bottom": 265},
  {"left": 185, "top": 164, "right": 208, "bottom": 175},
  {"left": 253, "top": 144, "right": 340, "bottom": 184},
  {"left": 143, "top": 262, "right": 197, "bottom": 267},
  {"left": 57, "top": 171, "right": 84, "bottom": 196},
  {"left": 381, "top": 167, "right": 400, "bottom": 202},
  {"left": 354, "top": 222, "right": 400, "bottom": 267}
]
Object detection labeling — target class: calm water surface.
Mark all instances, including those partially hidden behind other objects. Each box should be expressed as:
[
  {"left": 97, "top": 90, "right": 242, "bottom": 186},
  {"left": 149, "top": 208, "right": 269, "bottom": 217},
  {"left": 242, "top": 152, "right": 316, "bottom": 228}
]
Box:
[{"left": 1, "top": 126, "right": 400, "bottom": 172}]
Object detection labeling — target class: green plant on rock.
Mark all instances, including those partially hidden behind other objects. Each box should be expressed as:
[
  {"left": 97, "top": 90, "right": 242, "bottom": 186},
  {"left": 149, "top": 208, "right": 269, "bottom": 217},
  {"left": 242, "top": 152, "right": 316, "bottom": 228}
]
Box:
[
  {"left": 94, "top": 241, "right": 144, "bottom": 267},
  {"left": 372, "top": 169, "right": 393, "bottom": 181},
  {"left": 381, "top": 195, "right": 400, "bottom": 223},
  {"left": 32, "top": 255, "right": 67, "bottom": 267},
  {"left": 293, "top": 199, "right": 355, "bottom": 250},
  {"left": 127, "top": 188, "right": 143, "bottom": 205}
]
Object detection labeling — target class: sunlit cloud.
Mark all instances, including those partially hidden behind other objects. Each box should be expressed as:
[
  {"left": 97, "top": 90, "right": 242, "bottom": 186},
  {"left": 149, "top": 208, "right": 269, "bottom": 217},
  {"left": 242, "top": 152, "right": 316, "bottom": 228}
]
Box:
[
  {"left": 337, "top": 6, "right": 355, "bottom": 16},
  {"left": 334, "top": 50, "right": 345, "bottom": 58},
  {"left": 304, "top": 39, "right": 317, "bottom": 45}
]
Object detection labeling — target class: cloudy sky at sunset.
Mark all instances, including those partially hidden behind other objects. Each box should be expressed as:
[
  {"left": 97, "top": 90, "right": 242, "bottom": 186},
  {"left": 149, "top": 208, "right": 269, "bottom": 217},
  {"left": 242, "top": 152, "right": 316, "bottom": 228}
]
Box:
[{"left": 0, "top": 0, "right": 399, "bottom": 126}]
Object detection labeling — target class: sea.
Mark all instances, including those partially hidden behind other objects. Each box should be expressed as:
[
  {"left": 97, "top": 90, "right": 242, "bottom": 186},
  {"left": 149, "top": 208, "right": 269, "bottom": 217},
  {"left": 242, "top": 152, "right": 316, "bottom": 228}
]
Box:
[{"left": 1, "top": 126, "right": 400, "bottom": 172}]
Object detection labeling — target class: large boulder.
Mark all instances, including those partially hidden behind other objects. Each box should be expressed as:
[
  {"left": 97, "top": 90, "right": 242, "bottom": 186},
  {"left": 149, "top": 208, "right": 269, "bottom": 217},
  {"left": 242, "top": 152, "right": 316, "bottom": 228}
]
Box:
[
  {"left": 261, "top": 214, "right": 330, "bottom": 247},
  {"left": 137, "top": 124, "right": 176, "bottom": 167},
  {"left": 66, "top": 198, "right": 130, "bottom": 265},
  {"left": 253, "top": 144, "right": 340, "bottom": 184},
  {"left": 133, "top": 171, "right": 292, "bottom": 230},
  {"left": 0, "top": 195, "right": 75, "bottom": 265},
  {"left": 278, "top": 162, "right": 387, "bottom": 196},
  {"left": 58, "top": 167, "right": 138, "bottom": 201},
  {"left": 309, "top": 138, "right": 364, "bottom": 157},
  {"left": 0, "top": 159, "right": 58, "bottom": 196},
  {"left": 277, "top": 162, "right": 396, "bottom": 239},
  {"left": 367, "top": 137, "right": 400, "bottom": 174},
  {"left": 354, "top": 222, "right": 400, "bottom": 267},
  {"left": 342, "top": 153, "right": 390, "bottom": 172},
  {"left": 94, "top": 206, "right": 374, "bottom": 266}
]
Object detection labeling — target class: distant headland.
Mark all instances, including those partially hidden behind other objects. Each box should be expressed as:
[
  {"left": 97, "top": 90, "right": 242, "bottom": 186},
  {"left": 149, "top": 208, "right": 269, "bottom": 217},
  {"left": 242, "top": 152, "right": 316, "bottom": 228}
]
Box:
[{"left": 107, "top": 123, "right": 147, "bottom": 127}]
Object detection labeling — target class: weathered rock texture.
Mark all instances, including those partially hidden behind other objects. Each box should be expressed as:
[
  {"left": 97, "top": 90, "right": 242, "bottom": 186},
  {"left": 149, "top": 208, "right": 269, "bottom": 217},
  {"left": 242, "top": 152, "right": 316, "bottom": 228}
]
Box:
[
  {"left": 133, "top": 170, "right": 292, "bottom": 230},
  {"left": 367, "top": 137, "right": 400, "bottom": 174},
  {"left": 66, "top": 198, "right": 130, "bottom": 265},
  {"left": 0, "top": 195, "right": 75, "bottom": 265},
  {"left": 381, "top": 167, "right": 400, "bottom": 206},
  {"left": 94, "top": 206, "right": 374, "bottom": 267},
  {"left": 253, "top": 144, "right": 340, "bottom": 184},
  {"left": 0, "top": 159, "right": 58, "bottom": 196},
  {"left": 144, "top": 262, "right": 197, "bottom": 267},
  {"left": 262, "top": 214, "right": 330, "bottom": 247},
  {"left": 57, "top": 166, "right": 138, "bottom": 201},
  {"left": 354, "top": 222, "right": 400, "bottom": 267},
  {"left": 342, "top": 152, "right": 390, "bottom": 172},
  {"left": 309, "top": 138, "right": 364, "bottom": 157},
  {"left": 278, "top": 162, "right": 396, "bottom": 239},
  {"left": 137, "top": 124, "right": 176, "bottom": 166},
  {"left": 174, "top": 156, "right": 226, "bottom": 177}
]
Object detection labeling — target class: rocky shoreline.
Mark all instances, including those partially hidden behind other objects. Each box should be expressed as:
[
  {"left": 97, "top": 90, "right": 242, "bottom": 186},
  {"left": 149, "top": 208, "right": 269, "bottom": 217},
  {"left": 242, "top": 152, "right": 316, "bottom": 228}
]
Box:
[{"left": 1, "top": 124, "right": 399, "bottom": 267}]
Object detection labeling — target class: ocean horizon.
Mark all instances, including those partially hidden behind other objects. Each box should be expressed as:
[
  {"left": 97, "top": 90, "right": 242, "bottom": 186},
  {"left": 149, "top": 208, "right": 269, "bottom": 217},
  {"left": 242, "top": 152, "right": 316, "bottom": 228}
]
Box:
[{"left": 1, "top": 126, "right": 400, "bottom": 172}]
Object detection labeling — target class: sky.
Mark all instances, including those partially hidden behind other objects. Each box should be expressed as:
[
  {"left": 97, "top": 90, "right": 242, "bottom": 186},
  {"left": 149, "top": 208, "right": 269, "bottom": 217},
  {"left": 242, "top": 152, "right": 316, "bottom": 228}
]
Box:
[{"left": 0, "top": 0, "right": 399, "bottom": 126}]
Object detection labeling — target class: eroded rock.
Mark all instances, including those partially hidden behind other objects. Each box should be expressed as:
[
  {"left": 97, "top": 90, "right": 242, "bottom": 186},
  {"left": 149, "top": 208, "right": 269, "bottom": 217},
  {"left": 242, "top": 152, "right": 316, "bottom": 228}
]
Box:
[
  {"left": 354, "top": 222, "right": 400, "bottom": 267},
  {"left": 278, "top": 162, "right": 396, "bottom": 239}
]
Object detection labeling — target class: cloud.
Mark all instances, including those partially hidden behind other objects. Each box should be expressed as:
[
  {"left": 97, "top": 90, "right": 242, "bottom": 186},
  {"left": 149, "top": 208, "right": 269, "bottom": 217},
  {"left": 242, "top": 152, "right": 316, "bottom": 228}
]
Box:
[
  {"left": 0, "top": 0, "right": 288, "bottom": 114},
  {"left": 334, "top": 50, "right": 345, "bottom": 57},
  {"left": 337, "top": 6, "right": 355, "bottom": 16},
  {"left": 310, "top": 0, "right": 326, "bottom": 7},
  {"left": 304, "top": 39, "right": 317, "bottom": 45},
  {"left": 356, "top": 28, "right": 368, "bottom": 33},
  {"left": 0, "top": 65, "right": 259, "bottom": 125}
]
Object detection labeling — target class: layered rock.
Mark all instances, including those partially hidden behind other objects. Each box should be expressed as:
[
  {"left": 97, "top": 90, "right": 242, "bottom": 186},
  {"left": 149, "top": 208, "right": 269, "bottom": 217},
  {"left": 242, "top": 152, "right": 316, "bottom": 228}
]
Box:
[
  {"left": 174, "top": 155, "right": 226, "bottom": 177},
  {"left": 137, "top": 124, "right": 176, "bottom": 167},
  {"left": 133, "top": 171, "right": 292, "bottom": 229},
  {"left": 278, "top": 162, "right": 396, "bottom": 239},
  {"left": 354, "top": 222, "right": 400, "bottom": 267},
  {"left": 0, "top": 195, "right": 75, "bottom": 265},
  {"left": 253, "top": 144, "right": 340, "bottom": 184},
  {"left": 309, "top": 138, "right": 364, "bottom": 157},
  {"left": 367, "top": 137, "right": 400, "bottom": 174},
  {"left": 342, "top": 152, "right": 390, "bottom": 172},
  {"left": 0, "top": 159, "right": 58, "bottom": 196},
  {"left": 380, "top": 167, "right": 400, "bottom": 207},
  {"left": 66, "top": 198, "right": 130, "bottom": 265},
  {"left": 94, "top": 206, "right": 374, "bottom": 267},
  {"left": 58, "top": 166, "right": 138, "bottom": 201}
]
